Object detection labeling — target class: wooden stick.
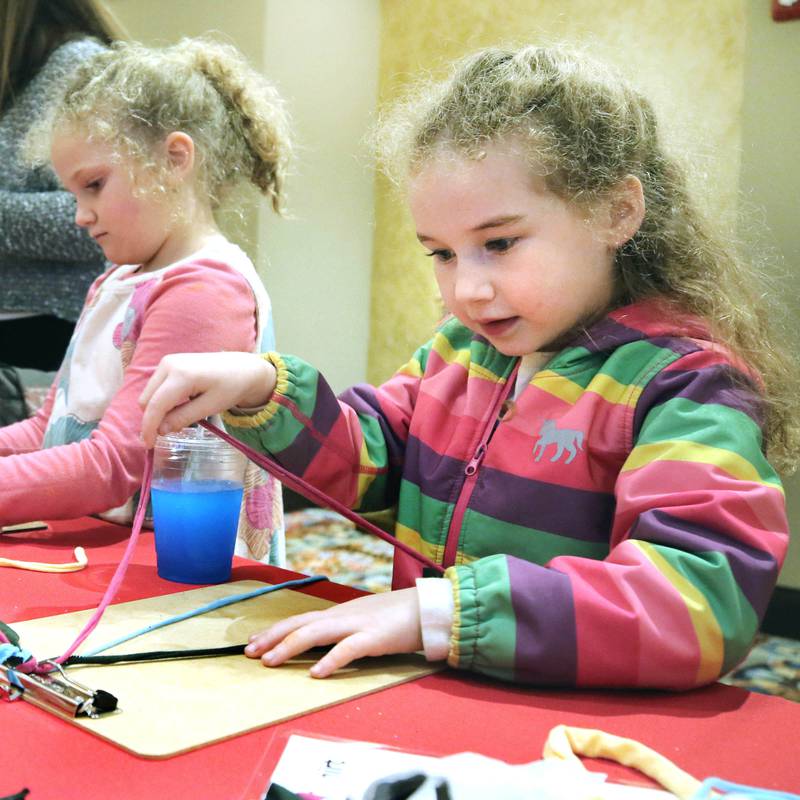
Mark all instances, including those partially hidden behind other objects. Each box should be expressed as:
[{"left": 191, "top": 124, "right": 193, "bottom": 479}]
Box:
[{"left": 1, "top": 521, "right": 49, "bottom": 533}]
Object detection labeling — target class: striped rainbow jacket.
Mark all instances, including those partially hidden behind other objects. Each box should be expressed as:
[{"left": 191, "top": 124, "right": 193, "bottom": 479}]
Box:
[{"left": 226, "top": 300, "right": 788, "bottom": 689}]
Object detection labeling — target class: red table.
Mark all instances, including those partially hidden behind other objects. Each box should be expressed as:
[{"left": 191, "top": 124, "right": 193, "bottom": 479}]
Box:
[{"left": 2, "top": 517, "right": 799, "bottom": 799}]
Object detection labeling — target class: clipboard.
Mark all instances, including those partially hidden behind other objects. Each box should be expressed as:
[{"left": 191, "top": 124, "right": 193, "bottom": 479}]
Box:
[{"left": 11, "top": 580, "right": 440, "bottom": 758}]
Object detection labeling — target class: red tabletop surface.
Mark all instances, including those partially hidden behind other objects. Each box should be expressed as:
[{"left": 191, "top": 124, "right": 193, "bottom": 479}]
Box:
[{"left": 1, "top": 517, "right": 799, "bottom": 799}]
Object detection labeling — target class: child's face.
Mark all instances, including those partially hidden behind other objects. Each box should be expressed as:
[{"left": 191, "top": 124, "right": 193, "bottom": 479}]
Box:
[
  {"left": 51, "top": 133, "right": 174, "bottom": 269},
  {"left": 408, "top": 144, "right": 617, "bottom": 356}
]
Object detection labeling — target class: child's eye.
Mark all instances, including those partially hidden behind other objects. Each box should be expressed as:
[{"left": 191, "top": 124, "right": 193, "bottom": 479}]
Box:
[
  {"left": 425, "top": 248, "right": 455, "bottom": 263},
  {"left": 85, "top": 178, "right": 104, "bottom": 191},
  {"left": 485, "top": 237, "right": 519, "bottom": 254}
]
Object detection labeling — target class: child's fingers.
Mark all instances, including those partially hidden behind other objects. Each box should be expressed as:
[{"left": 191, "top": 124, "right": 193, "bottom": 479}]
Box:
[
  {"left": 155, "top": 402, "right": 202, "bottom": 438},
  {"left": 138, "top": 360, "right": 168, "bottom": 408},
  {"left": 154, "top": 392, "right": 216, "bottom": 435},
  {"left": 254, "top": 613, "right": 365, "bottom": 669},
  {"left": 260, "top": 620, "right": 342, "bottom": 666},
  {"left": 245, "top": 591, "right": 422, "bottom": 677},
  {"left": 139, "top": 371, "right": 192, "bottom": 447},
  {"left": 140, "top": 387, "right": 182, "bottom": 447},
  {"left": 140, "top": 377, "right": 209, "bottom": 447},
  {"left": 309, "top": 632, "right": 374, "bottom": 678},
  {"left": 245, "top": 611, "right": 326, "bottom": 657}
]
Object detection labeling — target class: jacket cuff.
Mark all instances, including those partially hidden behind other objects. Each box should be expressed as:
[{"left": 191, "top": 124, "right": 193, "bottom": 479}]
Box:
[{"left": 222, "top": 352, "right": 287, "bottom": 429}]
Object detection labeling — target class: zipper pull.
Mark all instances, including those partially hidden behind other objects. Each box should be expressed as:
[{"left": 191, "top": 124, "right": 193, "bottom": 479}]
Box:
[{"left": 465, "top": 444, "right": 486, "bottom": 476}]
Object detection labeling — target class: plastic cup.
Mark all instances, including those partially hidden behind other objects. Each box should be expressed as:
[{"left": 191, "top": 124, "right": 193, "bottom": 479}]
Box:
[{"left": 151, "top": 427, "right": 247, "bottom": 584}]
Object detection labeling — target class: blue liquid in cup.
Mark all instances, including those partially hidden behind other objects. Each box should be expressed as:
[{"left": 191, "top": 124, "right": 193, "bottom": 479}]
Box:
[{"left": 151, "top": 479, "right": 244, "bottom": 584}]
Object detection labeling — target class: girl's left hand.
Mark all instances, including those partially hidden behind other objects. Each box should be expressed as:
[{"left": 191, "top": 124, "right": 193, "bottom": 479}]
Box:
[{"left": 245, "top": 588, "right": 423, "bottom": 677}]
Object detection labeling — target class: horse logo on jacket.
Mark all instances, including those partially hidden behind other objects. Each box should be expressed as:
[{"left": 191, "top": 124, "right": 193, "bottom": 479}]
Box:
[{"left": 533, "top": 419, "right": 584, "bottom": 464}]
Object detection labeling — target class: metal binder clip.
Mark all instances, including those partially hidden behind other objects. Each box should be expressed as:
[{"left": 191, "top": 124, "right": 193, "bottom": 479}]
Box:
[{"left": 0, "top": 659, "right": 118, "bottom": 719}]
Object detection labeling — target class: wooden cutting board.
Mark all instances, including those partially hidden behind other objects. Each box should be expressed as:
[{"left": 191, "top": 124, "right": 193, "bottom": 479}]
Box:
[{"left": 13, "top": 580, "right": 439, "bottom": 758}]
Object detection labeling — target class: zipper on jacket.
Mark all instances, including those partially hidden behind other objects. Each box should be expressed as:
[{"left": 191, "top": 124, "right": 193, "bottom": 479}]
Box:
[{"left": 442, "top": 362, "right": 520, "bottom": 568}]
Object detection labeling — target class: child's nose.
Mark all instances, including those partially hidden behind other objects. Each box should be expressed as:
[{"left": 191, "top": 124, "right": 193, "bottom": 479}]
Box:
[
  {"left": 454, "top": 263, "right": 494, "bottom": 303},
  {"left": 74, "top": 202, "right": 95, "bottom": 228}
]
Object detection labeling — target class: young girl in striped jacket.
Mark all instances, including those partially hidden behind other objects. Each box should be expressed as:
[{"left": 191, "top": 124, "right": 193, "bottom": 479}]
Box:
[{"left": 140, "top": 44, "right": 798, "bottom": 689}]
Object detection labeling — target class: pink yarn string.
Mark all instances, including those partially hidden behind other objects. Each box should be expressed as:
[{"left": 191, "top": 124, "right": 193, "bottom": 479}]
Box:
[
  {"left": 199, "top": 420, "right": 445, "bottom": 574},
  {"left": 28, "top": 450, "right": 154, "bottom": 674}
]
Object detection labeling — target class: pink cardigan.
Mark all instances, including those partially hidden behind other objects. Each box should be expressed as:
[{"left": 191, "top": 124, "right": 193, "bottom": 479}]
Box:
[{"left": 0, "top": 242, "right": 262, "bottom": 525}]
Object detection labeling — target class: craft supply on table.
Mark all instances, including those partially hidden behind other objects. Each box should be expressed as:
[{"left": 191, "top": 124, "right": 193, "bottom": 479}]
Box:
[
  {"left": 152, "top": 426, "right": 247, "bottom": 584},
  {"left": 1, "top": 417, "right": 445, "bottom": 733},
  {"left": 0, "top": 547, "right": 87, "bottom": 572},
  {"left": 10, "top": 580, "right": 440, "bottom": 758},
  {"left": 263, "top": 729, "right": 800, "bottom": 800},
  {"left": 0, "top": 654, "right": 117, "bottom": 719},
  {"left": 1, "top": 576, "right": 325, "bottom": 721},
  {"left": 1, "top": 521, "right": 48, "bottom": 533},
  {"left": 264, "top": 731, "right": 672, "bottom": 800},
  {"left": 1, "top": 619, "right": 116, "bottom": 719},
  {"left": 1, "top": 419, "right": 449, "bottom": 756},
  {"left": 77, "top": 574, "right": 327, "bottom": 658}
]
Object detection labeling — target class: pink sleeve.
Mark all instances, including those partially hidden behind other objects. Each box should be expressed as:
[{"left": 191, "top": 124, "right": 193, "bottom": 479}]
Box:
[{"left": 0, "top": 261, "right": 259, "bottom": 525}]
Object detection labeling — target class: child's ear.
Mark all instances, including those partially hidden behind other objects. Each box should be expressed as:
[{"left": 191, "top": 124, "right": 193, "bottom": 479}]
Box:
[
  {"left": 164, "top": 131, "right": 195, "bottom": 176},
  {"left": 604, "top": 174, "right": 645, "bottom": 248}
]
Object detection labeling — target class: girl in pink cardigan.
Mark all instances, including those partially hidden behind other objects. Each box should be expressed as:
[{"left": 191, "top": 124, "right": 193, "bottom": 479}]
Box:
[{"left": 0, "top": 38, "right": 291, "bottom": 564}]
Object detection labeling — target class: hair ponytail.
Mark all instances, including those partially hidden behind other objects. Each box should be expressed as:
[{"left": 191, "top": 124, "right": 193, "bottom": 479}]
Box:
[{"left": 176, "top": 37, "right": 291, "bottom": 213}]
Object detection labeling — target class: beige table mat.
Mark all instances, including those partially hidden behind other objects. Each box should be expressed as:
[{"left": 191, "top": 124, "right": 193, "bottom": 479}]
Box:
[{"left": 13, "top": 580, "right": 438, "bottom": 758}]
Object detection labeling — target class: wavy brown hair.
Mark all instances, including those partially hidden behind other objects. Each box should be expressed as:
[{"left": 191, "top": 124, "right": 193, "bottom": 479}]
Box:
[
  {"left": 0, "top": 0, "right": 120, "bottom": 111},
  {"left": 376, "top": 44, "right": 799, "bottom": 472}
]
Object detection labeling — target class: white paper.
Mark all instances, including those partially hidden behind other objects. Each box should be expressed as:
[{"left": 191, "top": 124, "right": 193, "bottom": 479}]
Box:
[{"left": 267, "top": 734, "right": 675, "bottom": 800}]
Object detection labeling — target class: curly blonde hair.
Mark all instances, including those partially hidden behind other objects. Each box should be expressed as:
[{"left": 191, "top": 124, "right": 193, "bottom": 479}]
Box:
[
  {"left": 376, "top": 44, "right": 799, "bottom": 472},
  {"left": 31, "top": 36, "right": 291, "bottom": 213}
]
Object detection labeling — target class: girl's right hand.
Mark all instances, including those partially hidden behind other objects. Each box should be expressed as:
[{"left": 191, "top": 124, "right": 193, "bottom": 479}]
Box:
[{"left": 139, "top": 352, "right": 277, "bottom": 448}]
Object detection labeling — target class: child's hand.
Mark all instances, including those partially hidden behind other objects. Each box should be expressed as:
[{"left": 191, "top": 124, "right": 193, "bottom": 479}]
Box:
[
  {"left": 245, "top": 588, "right": 423, "bottom": 678},
  {"left": 139, "top": 352, "right": 277, "bottom": 448}
]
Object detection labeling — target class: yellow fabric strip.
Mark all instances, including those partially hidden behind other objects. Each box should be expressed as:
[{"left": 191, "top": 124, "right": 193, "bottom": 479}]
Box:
[
  {"left": 587, "top": 372, "right": 643, "bottom": 407},
  {"left": 395, "top": 522, "right": 444, "bottom": 563},
  {"left": 543, "top": 725, "right": 702, "bottom": 800},
  {"left": 444, "top": 566, "right": 461, "bottom": 667},
  {"left": 532, "top": 371, "right": 583, "bottom": 405},
  {"left": 356, "top": 438, "right": 381, "bottom": 499},
  {"left": 533, "top": 371, "right": 643, "bottom": 407},
  {"left": 636, "top": 541, "right": 724, "bottom": 685},
  {"left": 397, "top": 357, "right": 423, "bottom": 378},
  {"left": 430, "top": 333, "right": 471, "bottom": 370},
  {"left": 468, "top": 361, "right": 506, "bottom": 383},
  {"left": 622, "top": 440, "right": 783, "bottom": 491}
]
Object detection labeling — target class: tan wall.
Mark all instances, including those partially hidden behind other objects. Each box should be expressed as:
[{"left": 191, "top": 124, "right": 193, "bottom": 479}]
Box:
[
  {"left": 257, "top": 0, "right": 379, "bottom": 392},
  {"left": 106, "top": 0, "right": 264, "bottom": 54},
  {"left": 740, "top": 5, "right": 800, "bottom": 589}
]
